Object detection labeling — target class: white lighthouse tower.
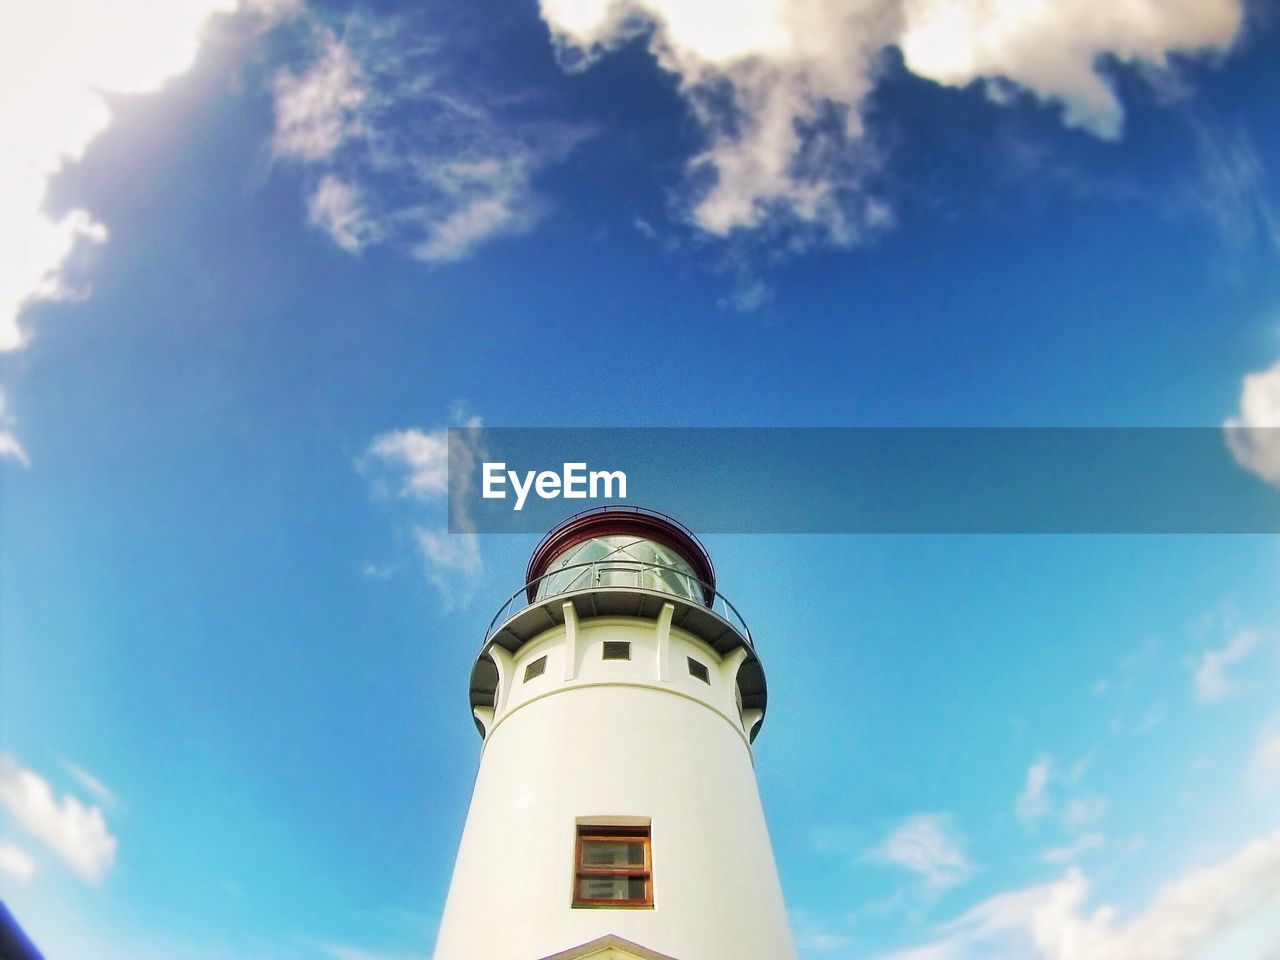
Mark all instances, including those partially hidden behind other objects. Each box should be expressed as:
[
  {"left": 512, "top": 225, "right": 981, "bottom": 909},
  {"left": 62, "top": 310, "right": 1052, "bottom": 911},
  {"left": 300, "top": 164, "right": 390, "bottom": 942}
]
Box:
[{"left": 433, "top": 507, "right": 795, "bottom": 960}]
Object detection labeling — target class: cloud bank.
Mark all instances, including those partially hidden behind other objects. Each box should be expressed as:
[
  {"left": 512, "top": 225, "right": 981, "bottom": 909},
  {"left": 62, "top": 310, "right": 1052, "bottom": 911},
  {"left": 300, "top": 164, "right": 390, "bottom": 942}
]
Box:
[
  {"left": 539, "top": 0, "right": 1243, "bottom": 242},
  {"left": 0, "top": 0, "right": 294, "bottom": 355}
]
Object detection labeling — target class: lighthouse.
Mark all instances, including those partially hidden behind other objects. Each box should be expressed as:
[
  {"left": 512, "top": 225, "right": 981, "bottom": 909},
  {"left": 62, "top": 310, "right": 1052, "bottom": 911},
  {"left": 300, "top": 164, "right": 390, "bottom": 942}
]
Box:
[{"left": 433, "top": 506, "right": 795, "bottom": 960}]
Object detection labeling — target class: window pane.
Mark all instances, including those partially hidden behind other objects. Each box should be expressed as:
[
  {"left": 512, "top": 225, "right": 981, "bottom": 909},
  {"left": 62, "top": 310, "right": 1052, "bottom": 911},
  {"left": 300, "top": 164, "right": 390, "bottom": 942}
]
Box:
[
  {"left": 581, "top": 839, "right": 645, "bottom": 867},
  {"left": 524, "top": 656, "right": 547, "bottom": 682},
  {"left": 577, "top": 876, "right": 647, "bottom": 902}
]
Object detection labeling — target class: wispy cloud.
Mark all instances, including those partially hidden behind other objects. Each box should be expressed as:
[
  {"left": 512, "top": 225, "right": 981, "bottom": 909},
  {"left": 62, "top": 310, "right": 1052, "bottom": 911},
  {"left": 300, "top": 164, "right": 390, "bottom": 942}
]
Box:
[
  {"left": 272, "top": 17, "right": 586, "bottom": 263},
  {"left": 791, "top": 907, "right": 855, "bottom": 956},
  {"left": 413, "top": 527, "right": 482, "bottom": 609},
  {"left": 539, "top": 0, "right": 1243, "bottom": 244},
  {"left": 1040, "top": 833, "right": 1104, "bottom": 866},
  {"left": 1186, "top": 121, "right": 1280, "bottom": 256},
  {"left": 0, "top": 841, "right": 36, "bottom": 882},
  {"left": 272, "top": 31, "right": 366, "bottom": 162},
  {"left": 883, "top": 829, "right": 1280, "bottom": 960},
  {"left": 0, "top": 754, "right": 117, "bottom": 884},
  {"left": 361, "top": 562, "right": 396, "bottom": 581},
  {"left": 1060, "top": 795, "right": 1109, "bottom": 832},
  {"left": 0, "top": 388, "right": 30, "bottom": 467},
  {"left": 1224, "top": 359, "right": 1280, "bottom": 489},
  {"left": 1014, "top": 754, "right": 1108, "bottom": 835},
  {"left": 359, "top": 413, "right": 485, "bottom": 608},
  {"left": 1193, "top": 627, "right": 1262, "bottom": 702},
  {"left": 1015, "top": 757, "right": 1052, "bottom": 824},
  {"left": 865, "top": 813, "right": 971, "bottom": 894},
  {"left": 60, "top": 759, "right": 117, "bottom": 808},
  {"left": 307, "top": 175, "right": 378, "bottom": 253},
  {"left": 718, "top": 275, "right": 772, "bottom": 314}
]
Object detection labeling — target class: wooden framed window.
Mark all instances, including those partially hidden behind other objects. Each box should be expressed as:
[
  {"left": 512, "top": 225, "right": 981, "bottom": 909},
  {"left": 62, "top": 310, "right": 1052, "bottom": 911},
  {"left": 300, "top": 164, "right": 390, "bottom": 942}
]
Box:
[{"left": 573, "top": 826, "right": 652, "bottom": 908}]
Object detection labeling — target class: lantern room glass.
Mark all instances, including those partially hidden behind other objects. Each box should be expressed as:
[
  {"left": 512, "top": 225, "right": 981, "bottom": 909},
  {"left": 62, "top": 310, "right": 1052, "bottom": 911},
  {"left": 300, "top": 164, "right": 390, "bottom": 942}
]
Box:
[{"left": 533, "top": 535, "right": 705, "bottom": 604}]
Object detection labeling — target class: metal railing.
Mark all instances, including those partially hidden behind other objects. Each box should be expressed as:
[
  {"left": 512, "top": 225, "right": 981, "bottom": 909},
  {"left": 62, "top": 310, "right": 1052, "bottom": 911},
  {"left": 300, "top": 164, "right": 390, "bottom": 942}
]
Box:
[{"left": 484, "top": 559, "right": 753, "bottom": 648}]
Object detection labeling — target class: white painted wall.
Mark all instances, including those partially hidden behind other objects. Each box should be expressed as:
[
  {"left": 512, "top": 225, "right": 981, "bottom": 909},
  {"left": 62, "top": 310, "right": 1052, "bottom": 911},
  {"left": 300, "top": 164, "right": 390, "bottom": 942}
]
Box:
[{"left": 433, "top": 610, "right": 794, "bottom": 960}]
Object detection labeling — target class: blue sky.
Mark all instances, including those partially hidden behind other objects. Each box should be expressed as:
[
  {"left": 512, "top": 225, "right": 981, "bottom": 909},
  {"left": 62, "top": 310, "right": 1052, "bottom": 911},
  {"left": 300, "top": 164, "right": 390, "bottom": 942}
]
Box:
[{"left": 2, "top": 1, "right": 1280, "bottom": 958}]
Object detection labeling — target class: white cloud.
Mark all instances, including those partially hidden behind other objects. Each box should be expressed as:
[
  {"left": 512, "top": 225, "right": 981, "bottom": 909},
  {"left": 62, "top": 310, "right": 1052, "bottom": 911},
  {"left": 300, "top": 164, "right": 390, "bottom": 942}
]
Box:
[
  {"left": 1225, "top": 361, "right": 1280, "bottom": 488},
  {"left": 866, "top": 813, "right": 971, "bottom": 893},
  {"left": 542, "top": 0, "right": 892, "bottom": 243},
  {"left": 362, "top": 428, "right": 450, "bottom": 501},
  {"left": 884, "top": 829, "right": 1280, "bottom": 960},
  {"left": 899, "top": 0, "right": 1241, "bottom": 140},
  {"left": 0, "top": 754, "right": 117, "bottom": 884},
  {"left": 360, "top": 415, "right": 486, "bottom": 606},
  {"left": 1016, "top": 757, "right": 1052, "bottom": 823},
  {"left": 0, "top": 0, "right": 293, "bottom": 354},
  {"left": 273, "top": 20, "right": 583, "bottom": 263},
  {"left": 0, "top": 841, "right": 36, "bottom": 882},
  {"left": 1194, "top": 628, "right": 1261, "bottom": 702},
  {"left": 540, "top": 0, "right": 1242, "bottom": 242}
]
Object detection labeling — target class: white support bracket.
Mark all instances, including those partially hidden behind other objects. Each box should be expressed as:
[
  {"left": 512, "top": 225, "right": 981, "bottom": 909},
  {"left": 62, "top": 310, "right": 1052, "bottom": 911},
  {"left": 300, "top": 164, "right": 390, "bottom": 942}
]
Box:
[
  {"left": 562, "top": 601, "right": 579, "bottom": 681},
  {"left": 655, "top": 602, "right": 675, "bottom": 682}
]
